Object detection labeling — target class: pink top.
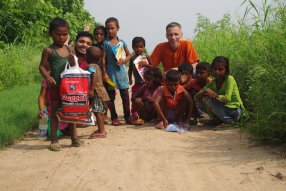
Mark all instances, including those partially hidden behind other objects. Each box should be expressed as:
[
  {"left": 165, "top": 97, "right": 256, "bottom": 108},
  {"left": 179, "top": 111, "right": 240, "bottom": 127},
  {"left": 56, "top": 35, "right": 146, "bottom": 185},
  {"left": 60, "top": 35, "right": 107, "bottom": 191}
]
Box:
[
  {"left": 142, "top": 85, "right": 161, "bottom": 112},
  {"left": 42, "top": 78, "right": 51, "bottom": 116},
  {"left": 42, "top": 78, "right": 67, "bottom": 130}
]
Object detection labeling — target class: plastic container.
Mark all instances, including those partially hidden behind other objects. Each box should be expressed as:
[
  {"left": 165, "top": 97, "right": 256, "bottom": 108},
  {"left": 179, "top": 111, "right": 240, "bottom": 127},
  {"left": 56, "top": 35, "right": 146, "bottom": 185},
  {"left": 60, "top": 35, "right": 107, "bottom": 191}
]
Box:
[
  {"left": 46, "top": 117, "right": 62, "bottom": 138},
  {"left": 38, "top": 110, "right": 48, "bottom": 140}
]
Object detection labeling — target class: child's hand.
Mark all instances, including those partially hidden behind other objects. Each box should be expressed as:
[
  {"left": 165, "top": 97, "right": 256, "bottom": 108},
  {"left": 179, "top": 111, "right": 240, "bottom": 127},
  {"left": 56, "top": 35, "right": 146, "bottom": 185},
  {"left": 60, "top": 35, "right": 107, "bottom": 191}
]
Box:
[
  {"left": 37, "top": 111, "right": 44, "bottom": 119},
  {"left": 84, "top": 23, "right": 91, "bottom": 32},
  {"left": 205, "top": 88, "right": 218, "bottom": 99},
  {"left": 146, "top": 96, "right": 154, "bottom": 103},
  {"left": 88, "top": 89, "right": 94, "bottom": 98},
  {"left": 138, "top": 60, "right": 149, "bottom": 67},
  {"left": 163, "top": 119, "right": 168, "bottom": 129},
  {"left": 129, "top": 79, "right": 133, "bottom": 85},
  {"left": 68, "top": 53, "right": 76, "bottom": 66},
  {"left": 103, "top": 73, "right": 110, "bottom": 83},
  {"left": 116, "top": 59, "right": 124, "bottom": 66},
  {"left": 46, "top": 76, "right": 56, "bottom": 85}
]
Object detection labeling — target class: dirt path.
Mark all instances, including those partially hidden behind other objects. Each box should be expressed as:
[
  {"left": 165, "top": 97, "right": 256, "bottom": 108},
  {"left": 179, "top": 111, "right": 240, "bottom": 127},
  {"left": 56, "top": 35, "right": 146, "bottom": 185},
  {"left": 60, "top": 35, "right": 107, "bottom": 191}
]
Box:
[{"left": 1, "top": 93, "right": 286, "bottom": 191}]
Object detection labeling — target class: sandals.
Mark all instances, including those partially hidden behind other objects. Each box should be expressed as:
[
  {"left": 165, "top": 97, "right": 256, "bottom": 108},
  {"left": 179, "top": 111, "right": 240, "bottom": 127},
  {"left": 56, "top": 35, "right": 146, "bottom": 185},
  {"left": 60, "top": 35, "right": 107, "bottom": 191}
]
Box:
[
  {"left": 155, "top": 121, "right": 164, "bottom": 129},
  {"left": 134, "top": 119, "right": 145, "bottom": 126},
  {"left": 213, "top": 123, "right": 239, "bottom": 131},
  {"left": 125, "top": 116, "right": 137, "bottom": 125},
  {"left": 92, "top": 130, "right": 107, "bottom": 135},
  {"left": 47, "top": 143, "right": 62, "bottom": 151},
  {"left": 71, "top": 139, "right": 85, "bottom": 147},
  {"left": 189, "top": 119, "right": 199, "bottom": 125},
  {"left": 89, "top": 133, "right": 106, "bottom": 139},
  {"left": 111, "top": 119, "right": 121, "bottom": 126},
  {"left": 204, "top": 120, "right": 218, "bottom": 126}
]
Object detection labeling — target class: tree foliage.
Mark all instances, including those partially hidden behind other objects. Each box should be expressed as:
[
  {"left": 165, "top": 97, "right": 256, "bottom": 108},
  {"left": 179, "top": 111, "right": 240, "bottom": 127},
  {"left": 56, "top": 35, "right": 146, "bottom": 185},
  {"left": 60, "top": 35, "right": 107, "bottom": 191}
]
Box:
[{"left": 0, "top": 0, "right": 99, "bottom": 46}]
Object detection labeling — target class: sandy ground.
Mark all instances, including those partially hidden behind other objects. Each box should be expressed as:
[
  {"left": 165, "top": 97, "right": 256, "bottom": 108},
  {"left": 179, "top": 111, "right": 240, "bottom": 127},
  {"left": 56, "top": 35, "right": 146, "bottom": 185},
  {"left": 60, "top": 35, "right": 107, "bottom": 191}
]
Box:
[{"left": 1, "top": 92, "right": 286, "bottom": 191}]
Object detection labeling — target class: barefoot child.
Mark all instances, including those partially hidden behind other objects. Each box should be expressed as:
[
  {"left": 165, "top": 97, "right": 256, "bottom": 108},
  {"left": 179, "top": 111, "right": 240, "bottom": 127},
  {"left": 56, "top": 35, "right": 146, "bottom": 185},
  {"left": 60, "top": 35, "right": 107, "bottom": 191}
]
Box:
[
  {"left": 154, "top": 69, "right": 194, "bottom": 129},
  {"left": 128, "top": 37, "right": 154, "bottom": 118},
  {"left": 131, "top": 68, "right": 163, "bottom": 125},
  {"left": 93, "top": 26, "right": 110, "bottom": 124},
  {"left": 86, "top": 46, "right": 110, "bottom": 138},
  {"left": 195, "top": 56, "right": 246, "bottom": 130},
  {"left": 39, "top": 18, "right": 84, "bottom": 151},
  {"left": 101, "top": 17, "right": 133, "bottom": 126}
]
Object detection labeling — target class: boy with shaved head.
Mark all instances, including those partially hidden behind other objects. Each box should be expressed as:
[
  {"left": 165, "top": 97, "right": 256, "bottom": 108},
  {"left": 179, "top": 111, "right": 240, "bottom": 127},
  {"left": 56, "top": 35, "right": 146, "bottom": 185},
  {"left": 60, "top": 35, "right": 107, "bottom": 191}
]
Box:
[{"left": 86, "top": 46, "right": 110, "bottom": 138}]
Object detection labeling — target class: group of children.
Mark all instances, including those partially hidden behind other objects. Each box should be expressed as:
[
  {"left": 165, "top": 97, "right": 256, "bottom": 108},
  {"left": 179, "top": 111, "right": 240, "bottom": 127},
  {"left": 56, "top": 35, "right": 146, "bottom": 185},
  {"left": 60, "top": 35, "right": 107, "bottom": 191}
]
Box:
[{"left": 38, "top": 17, "right": 246, "bottom": 151}]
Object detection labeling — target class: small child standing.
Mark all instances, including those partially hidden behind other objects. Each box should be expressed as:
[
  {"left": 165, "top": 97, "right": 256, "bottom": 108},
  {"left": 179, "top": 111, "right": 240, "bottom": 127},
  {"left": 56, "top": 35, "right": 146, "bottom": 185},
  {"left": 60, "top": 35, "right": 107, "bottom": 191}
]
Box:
[
  {"left": 128, "top": 37, "right": 154, "bottom": 118},
  {"left": 131, "top": 68, "right": 163, "bottom": 125},
  {"left": 39, "top": 18, "right": 83, "bottom": 151},
  {"left": 101, "top": 17, "right": 133, "bottom": 126},
  {"left": 93, "top": 26, "right": 107, "bottom": 51},
  {"left": 93, "top": 26, "right": 109, "bottom": 123},
  {"left": 86, "top": 46, "right": 110, "bottom": 138},
  {"left": 154, "top": 70, "right": 194, "bottom": 129}
]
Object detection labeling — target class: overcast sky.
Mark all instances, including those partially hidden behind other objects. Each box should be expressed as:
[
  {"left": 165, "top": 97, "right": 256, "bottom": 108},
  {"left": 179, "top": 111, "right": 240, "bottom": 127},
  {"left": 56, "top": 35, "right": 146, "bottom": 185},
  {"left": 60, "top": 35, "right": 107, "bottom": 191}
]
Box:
[{"left": 84, "top": 0, "right": 266, "bottom": 52}]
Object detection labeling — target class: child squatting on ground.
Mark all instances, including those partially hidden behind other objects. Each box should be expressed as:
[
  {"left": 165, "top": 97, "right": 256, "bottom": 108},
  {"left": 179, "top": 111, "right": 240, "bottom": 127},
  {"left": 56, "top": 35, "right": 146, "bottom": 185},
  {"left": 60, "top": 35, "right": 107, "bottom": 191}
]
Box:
[
  {"left": 86, "top": 46, "right": 110, "bottom": 138},
  {"left": 178, "top": 62, "right": 212, "bottom": 125},
  {"left": 39, "top": 18, "right": 84, "bottom": 151},
  {"left": 194, "top": 56, "right": 247, "bottom": 130},
  {"left": 101, "top": 17, "right": 134, "bottom": 126},
  {"left": 131, "top": 68, "right": 163, "bottom": 125},
  {"left": 128, "top": 36, "right": 154, "bottom": 119},
  {"left": 153, "top": 69, "right": 194, "bottom": 129}
]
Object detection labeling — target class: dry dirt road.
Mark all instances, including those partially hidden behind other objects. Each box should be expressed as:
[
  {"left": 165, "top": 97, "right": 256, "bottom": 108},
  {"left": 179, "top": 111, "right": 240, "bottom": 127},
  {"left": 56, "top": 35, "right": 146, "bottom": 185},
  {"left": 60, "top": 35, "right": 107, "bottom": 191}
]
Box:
[{"left": 0, "top": 94, "right": 286, "bottom": 191}]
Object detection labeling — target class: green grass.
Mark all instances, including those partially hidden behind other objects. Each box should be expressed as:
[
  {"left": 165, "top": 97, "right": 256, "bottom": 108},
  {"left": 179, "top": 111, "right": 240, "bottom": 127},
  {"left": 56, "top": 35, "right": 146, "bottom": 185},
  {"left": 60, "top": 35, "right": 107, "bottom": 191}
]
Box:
[
  {"left": 0, "top": 83, "right": 40, "bottom": 148},
  {"left": 0, "top": 43, "right": 43, "bottom": 90},
  {"left": 192, "top": 0, "right": 286, "bottom": 142}
]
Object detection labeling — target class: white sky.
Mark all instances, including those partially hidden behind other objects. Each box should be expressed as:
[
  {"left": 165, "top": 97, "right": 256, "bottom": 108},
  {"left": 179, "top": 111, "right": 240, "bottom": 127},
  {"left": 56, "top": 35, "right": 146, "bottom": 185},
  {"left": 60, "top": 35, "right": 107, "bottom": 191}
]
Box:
[{"left": 84, "top": 0, "right": 266, "bottom": 52}]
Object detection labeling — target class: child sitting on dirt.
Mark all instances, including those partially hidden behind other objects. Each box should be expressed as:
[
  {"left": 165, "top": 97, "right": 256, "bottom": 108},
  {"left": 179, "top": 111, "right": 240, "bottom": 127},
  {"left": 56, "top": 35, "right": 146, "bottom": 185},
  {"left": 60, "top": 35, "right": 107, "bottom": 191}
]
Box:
[
  {"left": 178, "top": 62, "right": 194, "bottom": 91},
  {"left": 128, "top": 37, "right": 154, "bottom": 119},
  {"left": 86, "top": 46, "right": 110, "bottom": 138},
  {"left": 153, "top": 69, "right": 194, "bottom": 129},
  {"left": 131, "top": 68, "right": 163, "bottom": 125},
  {"left": 180, "top": 62, "right": 212, "bottom": 125}
]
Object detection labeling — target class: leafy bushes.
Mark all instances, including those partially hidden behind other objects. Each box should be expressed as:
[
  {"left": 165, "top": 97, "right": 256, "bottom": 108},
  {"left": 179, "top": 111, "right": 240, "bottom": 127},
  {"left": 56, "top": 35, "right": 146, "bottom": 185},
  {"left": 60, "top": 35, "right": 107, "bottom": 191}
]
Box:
[
  {"left": 0, "top": 0, "right": 98, "bottom": 45},
  {"left": 0, "top": 44, "right": 43, "bottom": 90},
  {"left": 193, "top": 0, "right": 286, "bottom": 141}
]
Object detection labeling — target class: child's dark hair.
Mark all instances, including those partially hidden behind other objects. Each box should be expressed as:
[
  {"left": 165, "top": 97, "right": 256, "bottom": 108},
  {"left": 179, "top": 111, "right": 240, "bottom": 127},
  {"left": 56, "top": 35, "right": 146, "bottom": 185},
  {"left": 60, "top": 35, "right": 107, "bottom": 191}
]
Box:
[
  {"left": 166, "top": 69, "right": 181, "bottom": 82},
  {"left": 105, "top": 17, "right": 119, "bottom": 27},
  {"left": 86, "top": 46, "right": 102, "bottom": 63},
  {"left": 49, "top": 18, "right": 69, "bottom": 33},
  {"left": 132, "top": 37, "right": 145, "bottom": 47},
  {"left": 93, "top": 26, "right": 107, "bottom": 37},
  {"left": 75, "top": 31, "right": 93, "bottom": 42},
  {"left": 196, "top": 62, "right": 211, "bottom": 73},
  {"left": 211, "top": 56, "right": 230, "bottom": 76},
  {"left": 144, "top": 68, "right": 163, "bottom": 87},
  {"left": 178, "top": 62, "right": 193, "bottom": 73}
]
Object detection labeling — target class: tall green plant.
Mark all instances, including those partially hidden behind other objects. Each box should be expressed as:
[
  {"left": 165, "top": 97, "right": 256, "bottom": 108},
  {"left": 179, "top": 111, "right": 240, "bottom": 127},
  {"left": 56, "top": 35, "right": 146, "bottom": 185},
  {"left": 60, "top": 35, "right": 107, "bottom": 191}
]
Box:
[{"left": 193, "top": 0, "right": 286, "bottom": 142}]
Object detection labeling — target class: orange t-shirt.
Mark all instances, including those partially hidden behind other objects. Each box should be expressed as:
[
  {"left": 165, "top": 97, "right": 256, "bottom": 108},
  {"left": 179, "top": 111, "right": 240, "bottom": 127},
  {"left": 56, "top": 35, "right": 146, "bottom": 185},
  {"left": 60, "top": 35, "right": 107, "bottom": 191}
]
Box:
[
  {"left": 151, "top": 40, "right": 199, "bottom": 72},
  {"left": 182, "top": 78, "right": 212, "bottom": 91},
  {"left": 162, "top": 85, "right": 185, "bottom": 109}
]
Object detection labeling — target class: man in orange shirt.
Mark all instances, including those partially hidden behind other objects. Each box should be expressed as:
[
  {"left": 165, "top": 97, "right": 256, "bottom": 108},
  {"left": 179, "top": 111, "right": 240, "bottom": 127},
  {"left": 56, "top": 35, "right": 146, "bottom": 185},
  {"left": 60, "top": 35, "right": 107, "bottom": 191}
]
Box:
[{"left": 150, "top": 22, "right": 199, "bottom": 73}]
